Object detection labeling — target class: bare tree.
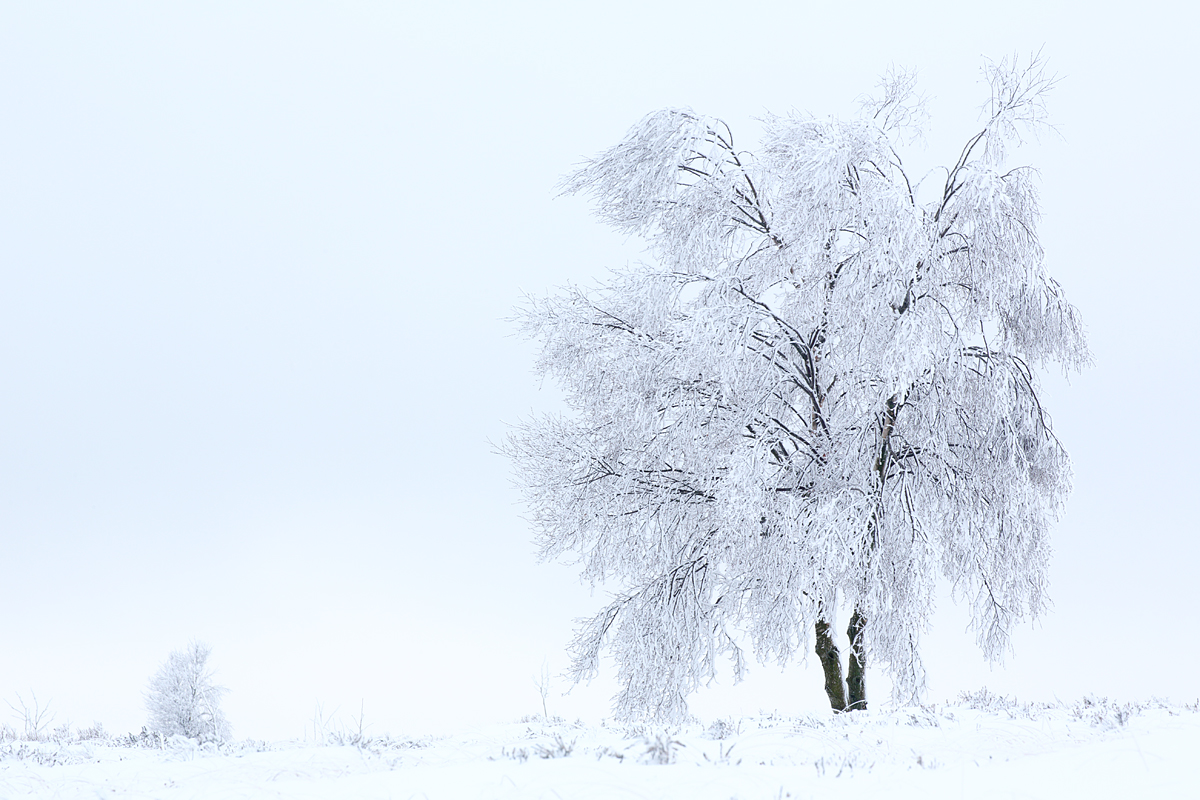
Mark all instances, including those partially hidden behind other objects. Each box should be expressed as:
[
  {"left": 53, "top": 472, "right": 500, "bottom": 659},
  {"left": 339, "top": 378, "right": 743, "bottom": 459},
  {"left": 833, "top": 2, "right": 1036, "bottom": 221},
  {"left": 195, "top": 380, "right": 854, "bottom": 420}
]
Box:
[
  {"left": 6, "top": 691, "right": 55, "bottom": 741},
  {"left": 533, "top": 660, "right": 552, "bottom": 720},
  {"left": 505, "top": 54, "right": 1087, "bottom": 722}
]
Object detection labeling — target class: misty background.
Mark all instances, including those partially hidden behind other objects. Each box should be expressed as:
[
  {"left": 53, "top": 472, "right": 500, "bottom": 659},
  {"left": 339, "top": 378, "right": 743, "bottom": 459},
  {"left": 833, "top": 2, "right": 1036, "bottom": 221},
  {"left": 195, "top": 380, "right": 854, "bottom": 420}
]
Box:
[{"left": 1, "top": 2, "right": 1196, "bottom": 740}]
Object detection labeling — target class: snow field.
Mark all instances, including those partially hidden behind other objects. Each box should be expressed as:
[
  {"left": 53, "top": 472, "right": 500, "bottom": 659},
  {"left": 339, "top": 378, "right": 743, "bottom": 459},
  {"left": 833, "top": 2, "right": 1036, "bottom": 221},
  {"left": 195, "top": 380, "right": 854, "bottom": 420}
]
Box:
[{"left": 2, "top": 697, "right": 1197, "bottom": 799}]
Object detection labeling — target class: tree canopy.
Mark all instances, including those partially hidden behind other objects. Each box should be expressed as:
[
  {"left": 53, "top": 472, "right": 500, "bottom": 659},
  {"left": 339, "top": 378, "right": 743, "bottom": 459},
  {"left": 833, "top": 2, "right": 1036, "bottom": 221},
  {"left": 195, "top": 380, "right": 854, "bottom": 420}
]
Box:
[{"left": 506, "top": 55, "right": 1088, "bottom": 722}]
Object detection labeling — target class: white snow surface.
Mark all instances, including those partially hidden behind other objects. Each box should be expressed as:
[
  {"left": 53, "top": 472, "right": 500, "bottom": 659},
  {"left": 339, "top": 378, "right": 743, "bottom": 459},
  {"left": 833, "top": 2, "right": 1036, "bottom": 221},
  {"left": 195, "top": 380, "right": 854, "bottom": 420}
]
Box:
[{"left": 3, "top": 698, "right": 1197, "bottom": 799}]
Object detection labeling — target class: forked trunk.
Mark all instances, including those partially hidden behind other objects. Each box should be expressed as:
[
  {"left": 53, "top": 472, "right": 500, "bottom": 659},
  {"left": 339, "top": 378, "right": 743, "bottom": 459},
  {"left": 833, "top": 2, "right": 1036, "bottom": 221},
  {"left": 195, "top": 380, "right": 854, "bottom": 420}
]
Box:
[
  {"left": 814, "top": 619, "right": 847, "bottom": 711},
  {"left": 815, "top": 613, "right": 867, "bottom": 713}
]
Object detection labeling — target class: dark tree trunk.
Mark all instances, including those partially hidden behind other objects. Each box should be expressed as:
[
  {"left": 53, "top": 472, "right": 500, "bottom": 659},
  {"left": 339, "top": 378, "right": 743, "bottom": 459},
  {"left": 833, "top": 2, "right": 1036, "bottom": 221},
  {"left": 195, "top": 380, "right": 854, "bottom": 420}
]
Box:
[
  {"left": 814, "top": 619, "right": 847, "bottom": 712},
  {"left": 845, "top": 609, "right": 867, "bottom": 711}
]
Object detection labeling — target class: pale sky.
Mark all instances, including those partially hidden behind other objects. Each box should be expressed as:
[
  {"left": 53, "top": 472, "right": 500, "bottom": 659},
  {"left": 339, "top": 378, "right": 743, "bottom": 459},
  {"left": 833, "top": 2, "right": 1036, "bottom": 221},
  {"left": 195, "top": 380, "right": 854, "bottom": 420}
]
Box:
[{"left": 1, "top": 1, "right": 1196, "bottom": 741}]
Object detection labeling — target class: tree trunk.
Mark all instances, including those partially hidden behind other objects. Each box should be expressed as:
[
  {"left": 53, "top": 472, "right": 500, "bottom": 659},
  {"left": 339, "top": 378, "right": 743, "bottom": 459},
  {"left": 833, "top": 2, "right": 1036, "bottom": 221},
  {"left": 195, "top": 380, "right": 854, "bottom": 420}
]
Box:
[
  {"left": 845, "top": 609, "right": 867, "bottom": 711},
  {"left": 814, "top": 619, "right": 847, "bottom": 712}
]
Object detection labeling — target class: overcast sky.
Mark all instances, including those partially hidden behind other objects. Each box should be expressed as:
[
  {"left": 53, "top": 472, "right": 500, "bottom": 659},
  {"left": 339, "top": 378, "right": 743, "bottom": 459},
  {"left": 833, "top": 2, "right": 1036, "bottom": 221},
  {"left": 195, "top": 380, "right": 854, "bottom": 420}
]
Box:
[{"left": 1, "top": 2, "right": 1196, "bottom": 741}]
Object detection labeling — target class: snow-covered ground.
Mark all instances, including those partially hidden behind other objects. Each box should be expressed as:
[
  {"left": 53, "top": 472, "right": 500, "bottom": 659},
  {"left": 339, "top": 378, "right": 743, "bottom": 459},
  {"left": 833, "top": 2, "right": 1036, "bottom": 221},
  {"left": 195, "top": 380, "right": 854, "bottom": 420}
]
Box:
[{"left": 3, "top": 695, "right": 1197, "bottom": 799}]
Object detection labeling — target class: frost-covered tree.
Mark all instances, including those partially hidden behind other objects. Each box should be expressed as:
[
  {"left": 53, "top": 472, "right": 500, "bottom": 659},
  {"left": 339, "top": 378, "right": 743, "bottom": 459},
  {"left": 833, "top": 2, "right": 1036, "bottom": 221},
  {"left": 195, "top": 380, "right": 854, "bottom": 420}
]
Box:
[
  {"left": 145, "top": 641, "right": 232, "bottom": 742},
  {"left": 505, "top": 54, "right": 1088, "bottom": 722}
]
